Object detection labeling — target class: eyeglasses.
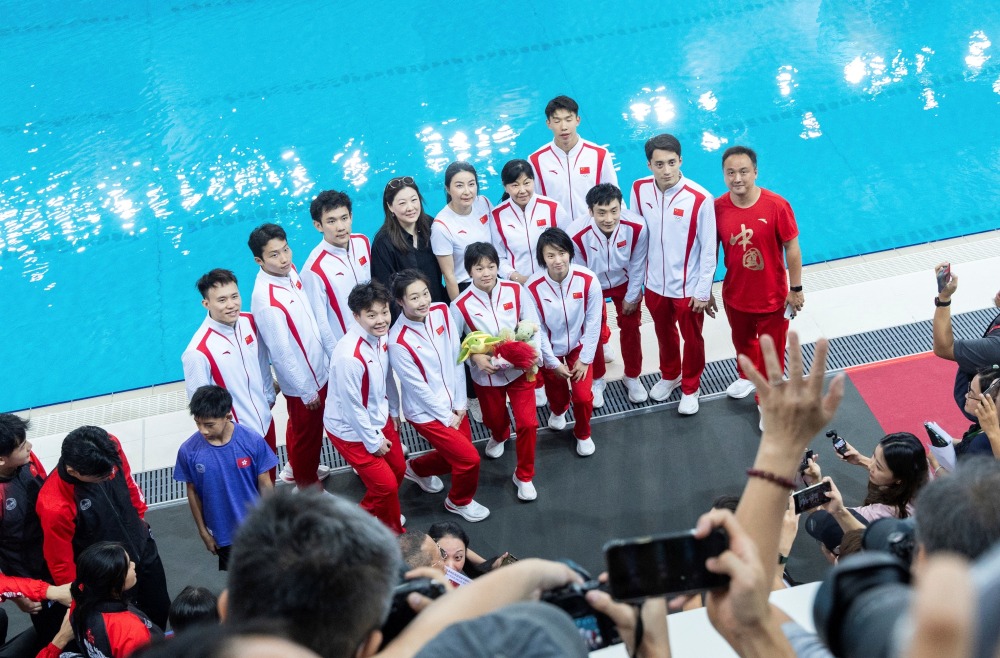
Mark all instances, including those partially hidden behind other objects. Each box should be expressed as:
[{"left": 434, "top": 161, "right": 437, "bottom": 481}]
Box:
[
  {"left": 387, "top": 176, "right": 415, "bottom": 190},
  {"left": 431, "top": 543, "right": 447, "bottom": 569}
]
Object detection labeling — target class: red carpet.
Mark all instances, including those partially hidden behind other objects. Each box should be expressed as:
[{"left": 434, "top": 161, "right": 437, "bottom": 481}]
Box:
[{"left": 847, "top": 352, "right": 971, "bottom": 447}]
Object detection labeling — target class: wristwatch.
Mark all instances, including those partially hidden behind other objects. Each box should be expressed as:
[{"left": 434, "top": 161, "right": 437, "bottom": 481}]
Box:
[{"left": 935, "top": 296, "right": 951, "bottom": 307}]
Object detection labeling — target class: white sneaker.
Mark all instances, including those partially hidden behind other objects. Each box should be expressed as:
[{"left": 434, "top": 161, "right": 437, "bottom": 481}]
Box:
[
  {"left": 513, "top": 474, "right": 537, "bottom": 501},
  {"left": 468, "top": 399, "right": 483, "bottom": 424},
  {"left": 535, "top": 387, "right": 548, "bottom": 407},
  {"left": 624, "top": 377, "right": 648, "bottom": 404},
  {"left": 648, "top": 376, "right": 682, "bottom": 402},
  {"left": 484, "top": 438, "right": 505, "bottom": 458},
  {"left": 279, "top": 463, "right": 331, "bottom": 483},
  {"left": 603, "top": 343, "right": 616, "bottom": 363},
  {"left": 592, "top": 378, "right": 606, "bottom": 409},
  {"left": 548, "top": 411, "right": 567, "bottom": 431},
  {"left": 445, "top": 498, "right": 491, "bottom": 522},
  {"left": 678, "top": 389, "right": 700, "bottom": 415},
  {"left": 758, "top": 405, "right": 764, "bottom": 432},
  {"left": 400, "top": 514, "right": 406, "bottom": 526},
  {"left": 404, "top": 461, "right": 443, "bottom": 493},
  {"left": 726, "top": 378, "right": 756, "bottom": 399},
  {"left": 576, "top": 437, "right": 596, "bottom": 456}
]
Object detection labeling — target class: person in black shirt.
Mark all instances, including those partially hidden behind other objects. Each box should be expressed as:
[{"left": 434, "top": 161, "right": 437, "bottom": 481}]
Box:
[{"left": 372, "top": 176, "right": 446, "bottom": 318}]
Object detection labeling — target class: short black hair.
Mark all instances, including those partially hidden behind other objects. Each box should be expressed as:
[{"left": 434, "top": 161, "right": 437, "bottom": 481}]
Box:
[
  {"left": 644, "top": 134, "right": 682, "bottom": 161},
  {"left": 347, "top": 281, "right": 392, "bottom": 315},
  {"left": 0, "top": 413, "right": 29, "bottom": 458},
  {"left": 544, "top": 95, "right": 579, "bottom": 118},
  {"left": 390, "top": 269, "right": 431, "bottom": 302},
  {"left": 399, "top": 530, "right": 433, "bottom": 569},
  {"left": 247, "top": 223, "right": 287, "bottom": 260},
  {"left": 977, "top": 364, "right": 1000, "bottom": 401},
  {"left": 168, "top": 586, "right": 219, "bottom": 635},
  {"left": 227, "top": 490, "right": 400, "bottom": 657},
  {"left": 463, "top": 242, "right": 499, "bottom": 276},
  {"left": 195, "top": 269, "right": 238, "bottom": 299},
  {"left": 61, "top": 426, "right": 121, "bottom": 477},
  {"left": 915, "top": 457, "right": 1000, "bottom": 560},
  {"left": 500, "top": 159, "right": 534, "bottom": 187},
  {"left": 536, "top": 227, "right": 575, "bottom": 268},
  {"left": 586, "top": 183, "right": 623, "bottom": 210},
  {"left": 310, "top": 190, "right": 353, "bottom": 223},
  {"left": 427, "top": 521, "right": 469, "bottom": 547},
  {"left": 189, "top": 386, "right": 233, "bottom": 421},
  {"left": 722, "top": 145, "right": 758, "bottom": 168}
]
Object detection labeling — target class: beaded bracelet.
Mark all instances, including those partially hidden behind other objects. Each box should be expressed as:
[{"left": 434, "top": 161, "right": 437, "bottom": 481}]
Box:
[{"left": 746, "top": 468, "right": 796, "bottom": 490}]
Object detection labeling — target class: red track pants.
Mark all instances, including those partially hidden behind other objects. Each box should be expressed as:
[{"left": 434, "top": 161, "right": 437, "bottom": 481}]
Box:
[
  {"left": 409, "top": 417, "right": 481, "bottom": 506},
  {"left": 284, "top": 384, "right": 328, "bottom": 488},
  {"left": 474, "top": 374, "right": 538, "bottom": 482},
  {"left": 644, "top": 290, "right": 705, "bottom": 395},
  {"left": 328, "top": 421, "right": 406, "bottom": 535},
  {"left": 540, "top": 346, "right": 594, "bottom": 440},
  {"left": 593, "top": 283, "right": 644, "bottom": 380},
  {"left": 725, "top": 301, "right": 789, "bottom": 402}
]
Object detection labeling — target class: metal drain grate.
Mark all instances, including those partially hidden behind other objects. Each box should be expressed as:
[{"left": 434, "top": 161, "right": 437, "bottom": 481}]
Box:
[{"left": 140, "top": 306, "right": 1000, "bottom": 507}]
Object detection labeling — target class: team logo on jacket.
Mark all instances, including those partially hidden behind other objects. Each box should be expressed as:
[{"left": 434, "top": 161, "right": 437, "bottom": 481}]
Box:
[
  {"left": 195, "top": 464, "right": 206, "bottom": 473},
  {"left": 673, "top": 208, "right": 685, "bottom": 217},
  {"left": 295, "top": 280, "right": 302, "bottom": 289},
  {"left": 503, "top": 302, "right": 513, "bottom": 310},
  {"left": 237, "top": 457, "right": 251, "bottom": 469},
  {"left": 580, "top": 166, "right": 591, "bottom": 175},
  {"left": 79, "top": 499, "right": 92, "bottom": 511},
  {"left": 617, "top": 240, "right": 627, "bottom": 248},
  {"left": 479, "top": 215, "right": 489, "bottom": 224},
  {"left": 536, "top": 219, "right": 546, "bottom": 227},
  {"left": 359, "top": 256, "right": 367, "bottom": 266},
  {"left": 436, "top": 325, "right": 445, "bottom": 335},
  {"left": 245, "top": 334, "right": 254, "bottom": 345},
  {"left": 4, "top": 498, "right": 15, "bottom": 511},
  {"left": 573, "top": 292, "right": 583, "bottom": 299}
]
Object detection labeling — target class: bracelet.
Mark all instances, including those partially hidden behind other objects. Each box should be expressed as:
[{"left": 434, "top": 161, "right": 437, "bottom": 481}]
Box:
[
  {"left": 935, "top": 296, "right": 951, "bottom": 307},
  {"left": 789, "top": 286, "right": 803, "bottom": 292},
  {"left": 746, "top": 468, "right": 796, "bottom": 490}
]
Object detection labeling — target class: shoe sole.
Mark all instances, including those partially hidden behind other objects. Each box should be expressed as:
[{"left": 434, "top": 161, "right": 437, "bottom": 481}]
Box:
[
  {"left": 404, "top": 472, "right": 443, "bottom": 494},
  {"left": 678, "top": 407, "right": 699, "bottom": 416},
  {"left": 727, "top": 388, "right": 756, "bottom": 399},
  {"left": 445, "top": 502, "right": 490, "bottom": 522},
  {"left": 484, "top": 443, "right": 504, "bottom": 459},
  {"left": 513, "top": 476, "right": 536, "bottom": 501}
]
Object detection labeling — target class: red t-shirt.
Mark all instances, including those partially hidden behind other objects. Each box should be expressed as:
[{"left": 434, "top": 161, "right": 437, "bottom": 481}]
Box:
[{"left": 715, "top": 188, "right": 799, "bottom": 314}]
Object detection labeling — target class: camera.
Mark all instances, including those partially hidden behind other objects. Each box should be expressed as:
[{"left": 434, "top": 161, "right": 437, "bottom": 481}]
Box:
[
  {"left": 827, "top": 429, "right": 849, "bottom": 456},
  {"left": 379, "top": 577, "right": 447, "bottom": 646},
  {"left": 542, "top": 580, "right": 621, "bottom": 651},
  {"left": 863, "top": 518, "right": 916, "bottom": 567},
  {"left": 814, "top": 539, "right": 1000, "bottom": 657}
]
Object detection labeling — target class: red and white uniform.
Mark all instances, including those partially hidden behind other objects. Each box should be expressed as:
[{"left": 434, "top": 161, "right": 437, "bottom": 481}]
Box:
[
  {"left": 630, "top": 175, "right": 716, "bottom": 301},
  {"left": 490, "top": 195, "right": 569, "bottom": 280},
  {"left": 181, "top": 313, "right": 275, "bottom": 439},
  {"left": 452, "top": 281, "right": 541, "bottom": 482},
  {"left": 715, "top": 188, "right": 799, "bottom": 383},
  {"left": 529, "top": 138, "right": 618, "bottom": 222},
  {"left": 451, "top": 282, "right": 543, "bottom": 387},
  {"left": 568, "top": 210, "right": 649, "bottom": 380},
  {"left": 324, "top": 324, "right": 404, "bottom": 533},
  {"left": 301, "top": 234, "right": 371, "bottom": 343},
  {"left": 432, "top": 197, "right": 493, "bottom": 286},
  {"left": 389, "top": 305, "right": 481, "bottom": 507}
]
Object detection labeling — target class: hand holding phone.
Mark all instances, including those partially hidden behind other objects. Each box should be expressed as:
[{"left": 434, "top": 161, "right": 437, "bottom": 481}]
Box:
[
  {"left": 793, "top": 481, "right": 832, "bottom": 514},
  {"left": 924, "top": 421, "right": 953, "bottom": 448},
  {"left": 936, "top": 263, "right": 952, "bottom": 293}
]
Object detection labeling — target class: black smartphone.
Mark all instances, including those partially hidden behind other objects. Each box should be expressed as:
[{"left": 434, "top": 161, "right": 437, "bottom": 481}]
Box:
[
  {"left": 827, "top": 429, "right": 848, "bottom": 456},
  {"left": 985, "top": 378, "right": 1000, "bottom": 400},
  {"left": 924, "top": 421, "right": 951, "bottom": 448},
  {"left": 604, "top": 528, "right": 730, "bottom": 602},
  {"left": 799, "top": 449, "right": 815, "bottom": 473},
  {"left": 541, "top": 581, "right": 622, "bottom": 651},
  {"left": 793, "top": 481, "right": 832, "bottom": 514},
  {"left": 937, "top": 263, "right": 952, "bottom": 293}
]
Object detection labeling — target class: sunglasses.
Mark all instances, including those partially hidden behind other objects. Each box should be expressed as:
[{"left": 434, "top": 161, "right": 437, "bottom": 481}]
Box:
[{"left": 387, "top": 176, "right": 416, "bottom": 190}]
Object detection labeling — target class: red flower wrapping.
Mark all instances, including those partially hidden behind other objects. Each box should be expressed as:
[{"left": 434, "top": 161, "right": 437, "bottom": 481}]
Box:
[{"left": 493, "top": 339, "right": 537, "bottom": 370}]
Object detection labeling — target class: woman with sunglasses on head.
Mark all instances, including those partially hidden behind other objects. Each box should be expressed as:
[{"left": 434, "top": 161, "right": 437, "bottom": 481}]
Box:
[{"left": 372, "top": 177, "right": 447, "bottom": 319}]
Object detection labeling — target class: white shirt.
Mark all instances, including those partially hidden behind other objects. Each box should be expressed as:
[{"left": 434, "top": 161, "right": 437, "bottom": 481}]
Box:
[
  {"left": 324, "top": 325, "right": 400, "bottom": 453},
  {"left": 567, "top": 208, "right": 649, "bottom": 302},
  {"left": 250, "top": 267, "right": 333, "bottom": 403},
  {"left": 525, "top": 265, "right": 603, "bottom": 366},
  {"left": 300, "top": 235, "right": 371, "bottom": 343},
  {"left": 182, "top": 313, "right": 275, "bottom": 438},
  {"left": 431, "top": 197, "right": 494, "bottom": 286},
  {"left": 629, "top": 175, "right": 716, "bottom": 300},
  {"left": 388, "top": 303, "right": 467, "bottom": 425},
  {"left": 451, "top": 281, "right": 543, "bottom": 387},
  {"left": 489, "top": 194, "right": 568, "bottom": 280},
  {"left": 529, "top": 138, "right": 618, "bottom": 221}
]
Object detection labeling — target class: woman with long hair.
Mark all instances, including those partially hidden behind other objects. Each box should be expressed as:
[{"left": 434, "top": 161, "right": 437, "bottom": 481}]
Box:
[{"left": 371, "top": 177, "right": 446, "bottom": 317}]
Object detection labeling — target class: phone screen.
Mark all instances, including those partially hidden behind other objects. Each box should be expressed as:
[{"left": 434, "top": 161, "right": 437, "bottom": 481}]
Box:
[
  {"left": 604, "top": 528, "right": 730, "bottom": 602},
  {"left": 937, "top": 264, "right": 952, "bottom": 293},
  {"left": 832, "top": 435, "right": 848, "bottom": 455},
  {"left": 793, "top": 481, "right": 832, "bottom": 514}
]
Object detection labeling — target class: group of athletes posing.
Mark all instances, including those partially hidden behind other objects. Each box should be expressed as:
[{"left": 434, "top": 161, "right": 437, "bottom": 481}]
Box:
[{"left": 181, "top": 95, "right": 804, "bottom": 536}]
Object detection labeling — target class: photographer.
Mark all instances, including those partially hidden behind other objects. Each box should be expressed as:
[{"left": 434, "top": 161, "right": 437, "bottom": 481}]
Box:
[{"left": 952, "top": 365, "right": 1000, "bottom": 459}]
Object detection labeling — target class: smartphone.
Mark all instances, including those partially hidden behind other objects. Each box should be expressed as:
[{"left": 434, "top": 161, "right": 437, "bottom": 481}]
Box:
[
  {"left": 937, "top": 263, "right": 952, "bottom": 293},
  {"left": 799, "top": 449, "right": 815, "bottom": 473},
  {"left": 604, "top": 528, "right": 730, "bottom": 602},
  {"left": 985, "top": 378, "right": 1000, "bottom": 400},
  {"left": 499, "top": 553, "right": 519, "bottom": 567},
  {"left": 924, "top": 421, "right": 953, "bottom": 449},
  {"left": 793, "top": 481, "right": 832, "bottom": 514},
  {"left": 784, "top": 303, "right": 797, "bottom": 320},
  {"left": 827, "top": 429, "right": 848, "bottom": 456},
  {"left": 541, "top": 581, "right": 622, "bottom": 651},
  {"left": 380, "top": 578, "right": 447, "bottom": 647}
]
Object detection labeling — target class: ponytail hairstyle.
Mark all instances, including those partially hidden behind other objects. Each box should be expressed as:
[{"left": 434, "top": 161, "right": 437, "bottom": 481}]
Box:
[{"left": 71, "top": 542, "right": 132, "bottom": 635}]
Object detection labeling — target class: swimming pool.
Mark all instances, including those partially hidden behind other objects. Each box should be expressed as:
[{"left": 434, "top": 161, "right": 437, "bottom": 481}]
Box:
[{"left": 2, "top": 0, "right": 998, "bottom": 410}]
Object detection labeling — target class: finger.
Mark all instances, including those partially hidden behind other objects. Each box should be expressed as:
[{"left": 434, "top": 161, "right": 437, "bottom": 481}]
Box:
[
  {"left": 585, "top": 589, "right": 634, "bottom": 629},
  {"left": 822, "top": 373, "right": 846, "bottom": 420},
  {"left": 407, "top": 593, "right": 435, "bottom": 613},
  {"left": 759, "top": 334, "right": 783, "bottom": 384},
  {"left": 739, "top": 354, "right": 768, "bottom": 390},
  {"left": 669, "top": 593, "right": 694, "bottom": 609},
  {"left": 808, "top": 337, "right": 831, "bottom": 398},
  {"left": 786, "top": 330, "right": 804, "bottom": 384}
]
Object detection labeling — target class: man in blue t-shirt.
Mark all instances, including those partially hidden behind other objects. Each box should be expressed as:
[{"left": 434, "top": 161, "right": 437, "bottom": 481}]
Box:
[{"left": 174, "top": 385, "right": 277, "bottom": 570}]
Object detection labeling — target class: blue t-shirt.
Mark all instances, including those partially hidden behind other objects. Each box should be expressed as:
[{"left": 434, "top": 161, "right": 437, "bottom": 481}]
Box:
[{"left": 173, "top": 423, "right": 278, "bottom": 547}]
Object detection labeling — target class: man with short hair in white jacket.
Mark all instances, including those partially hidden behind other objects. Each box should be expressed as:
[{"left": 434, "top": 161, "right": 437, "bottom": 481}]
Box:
[
  {"left": 324, "top": 281, "right": 406, "bottom": 534},
  {"left": 629, "top": 134, "right": 716, "bottom": 415},
  {"left": 388, "top": 270, "right": 489, "bottom": 523},
  {"left": 248, "top": 223, "right": 335, "bottom": 490},
  {"left": 525, "top": 228, "right": 603, "bottom": 457},
  {"left": 182, "top": 268, "right": 277, "bottom": 478}
]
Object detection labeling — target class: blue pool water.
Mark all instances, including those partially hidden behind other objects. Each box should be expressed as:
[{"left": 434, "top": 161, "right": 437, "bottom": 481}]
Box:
[{"left": 2, "top": 0, "right": 999, "bottom": 410}]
